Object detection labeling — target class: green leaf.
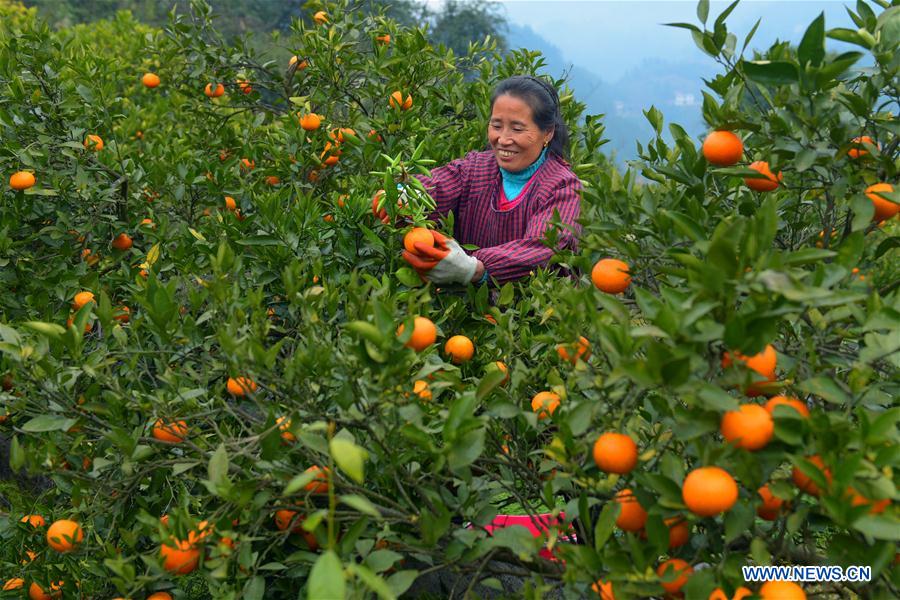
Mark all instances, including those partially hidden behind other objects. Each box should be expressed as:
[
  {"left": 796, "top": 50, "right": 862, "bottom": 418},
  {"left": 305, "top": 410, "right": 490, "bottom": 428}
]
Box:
[
  {"left": 234, "top": 236, "right": 282, "bottom": 246},
  {"left": 783, "top": 248, "right": 836, "bottom": 266},
  {"left": 23, "top": 321, "right": 66, "bottom": 338},
  {"left": 447, "top": 427, "right": 485, "bottom": 471},
  {"left": 724, "top": 501, "right": 754, "bottom": 542},
  {"left": 208, "top": 443, "right": 229, "bottom": 487},
  {"left": 283, "top": 470, "right": 317, "bottom": 495},
  {"left": 854, "top": 515, "right": 900, "bottom": 540},
  {"left": 347, "top": 563, "right": 396, "bottom": 600},
  {"left": 741, "top": 60, "right": 799, "bottom": 85},
  {"left": 340, "top": 494, "right": 382, "bottom": 518},
  {"left": 798, "top": 13, "right": 826, "bottom": 67},
  {"left": 697, "top": 0, "right": 709, "bottom": 24},
  {"left": 243, "top": 576, "right": 265, "bottom": 600},
  {"left": 395, "top": 267, "right": 422, "bottom": 287},
  {"left": 308, "top": 551, "right": 345, "bottom": 600},
  {"left": 9, "top": 435, "right": 24, "bottom": 470},
  {"left": 386, "top": 571, "right": 418, "bottom": 597},
  {"left": 798, "top": 377, "right": 850, "bottom": 405},
  {"left": 22, "top": 415, "right": 77, "bottom": 433},
  {"left": 826, "top": 27, "right": 872, "bottom": 48},
  {"left": 593, "top": 501, "right": 618, "bottom": 552},
  {"left": 330, "top": 437, "right": 366, "bottom": 484},
  {"left": 476, "top": 364, "right": 508, "bottom": 402},
  {"left": 345, "top": 321, "right": 384, "bottom": 345}
]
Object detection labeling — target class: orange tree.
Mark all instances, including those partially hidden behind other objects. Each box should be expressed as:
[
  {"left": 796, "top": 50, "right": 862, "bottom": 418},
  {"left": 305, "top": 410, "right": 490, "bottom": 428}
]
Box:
[{"left": 0, "top": 0, "right": 897, "bottom": 598}]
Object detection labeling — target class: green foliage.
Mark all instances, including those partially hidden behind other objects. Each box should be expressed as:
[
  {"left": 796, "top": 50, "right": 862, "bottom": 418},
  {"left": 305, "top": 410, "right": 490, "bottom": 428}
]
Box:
[{"left": 0, "top": 0, "right": 898, "bottom": 598}]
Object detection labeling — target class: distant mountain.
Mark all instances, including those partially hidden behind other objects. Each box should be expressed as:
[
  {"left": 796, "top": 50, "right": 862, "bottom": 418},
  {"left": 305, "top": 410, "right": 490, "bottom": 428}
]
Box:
[{"left": 504, "top": 22, "right": 718, "bottom": 163}]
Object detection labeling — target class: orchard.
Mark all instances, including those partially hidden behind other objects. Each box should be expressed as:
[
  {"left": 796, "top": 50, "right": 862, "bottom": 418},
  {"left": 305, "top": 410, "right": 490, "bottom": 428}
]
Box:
[{"left": 0, "top": 0, "right": 898, "bottom": 598}]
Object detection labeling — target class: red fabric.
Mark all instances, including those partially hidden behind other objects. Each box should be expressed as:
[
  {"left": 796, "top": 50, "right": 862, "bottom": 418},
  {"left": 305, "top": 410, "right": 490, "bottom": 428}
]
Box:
[
  {"left": 497, "top": 171, "right": 537, "bottom": 211},
  {"left": 481, "top": 512, "right": 575, "bottom": 561},
  {"left": 415, "top": 150, "right": 582, "bottom": 284}
]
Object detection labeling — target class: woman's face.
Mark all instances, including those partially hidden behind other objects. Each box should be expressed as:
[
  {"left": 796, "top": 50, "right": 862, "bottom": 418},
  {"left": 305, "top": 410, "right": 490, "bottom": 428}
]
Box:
[{"left": 488, "top": 94, "right": 552, "bottom": 172}]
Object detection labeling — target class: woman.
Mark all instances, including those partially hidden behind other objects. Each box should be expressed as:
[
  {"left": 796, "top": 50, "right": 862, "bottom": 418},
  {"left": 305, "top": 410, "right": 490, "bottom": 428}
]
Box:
[{"left": 401, "top": 75, "right": 583, "bottom": 286}]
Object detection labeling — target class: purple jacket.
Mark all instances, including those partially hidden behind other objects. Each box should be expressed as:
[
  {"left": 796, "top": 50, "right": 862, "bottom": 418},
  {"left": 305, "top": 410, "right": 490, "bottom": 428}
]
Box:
[{"left": 416, "top": 150, "right": 582, "bottom": 284}]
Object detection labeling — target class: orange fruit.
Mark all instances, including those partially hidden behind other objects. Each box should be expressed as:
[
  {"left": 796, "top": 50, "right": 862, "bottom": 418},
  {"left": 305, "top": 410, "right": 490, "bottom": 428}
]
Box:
[
  {"left": 613, "top": 488, "right": 647, "bottom": 531},
  {"left": 368, "top": 129, "right": 383, "bottom": 142},
  {"left": 444, "top": 335, "right": 475, "bottom": 364},
  {"left": 720, "top": 404, "right": 774, "bottom": 450},
  {"left": 142, "top": 72, "right": 160, "bottom": 88},
  {"left": 113, "top": 306, "right": 131, "bottom": 322},
  {"left": 160, "top": 538, "right": 200, "bottom": 574},
  {"left": 412, "top": 379, "right": 432, "bottom": 400},
  {"left": 313, "top": 10, "right": 328, "bottom": 24},
  {"left": 848, "top": 135, "right": 878, "bottom": 158},
  {"left": 721, "top": 344, "right": 777, "bottom": 379},
  {"left": 376, "top": 34, "right": 391, "bottom": 45},
  {"left": 240, "top": 158, "right": 255, "bottom": 172},
  {"left": 147, "top": 593, "right": 174, "bottom": 600},
  {"left": 492, "top": 361, "right": 509, "bottom": 384},
  {"left": 28, "top": 581, "right": 63, "bottom": 600},
  {"left": 372, "top": 190, "right": 390, "bottom": 223},
  {"left": 592, "top": 432, "right": 638, "bottom": 474},
  {"left": 765, "top": 396, "right": 809, "bottom": 418},
  {"left": 204, "top": 83, "right": 225, "bottom": 98},
  {"left": 791, "top": 455, "right": 831, "bottom": 496},
  {"left": 152, "top": 419, "right": 188, "bottom": 443},
  {"left": 84, "top": 134, "right": 104, "bottom": 151},
  {"left": 557, "top": 336, "right": 591, "bottom": 364},
  {"left": 21, "top": 514, "right": 46, "bottom": 527},
  {"left": 140, "top": 218, "right": 154, "bottom": 227},
  {"left": 227, "top": 376, "right": 258, "bottom": 396},
  {"left": 3, "top": 579, "right": 24, "bottom": 591},
  {"left": 744, "top": 161, "right": 782, "bottom": 192},
  {"left": 847, "top": 488, "right": 890, "bottom": 514},
  {"left": 591, "top": 258, "right": 631, "bottom": 293},
  {"left": 531, "top": 391, "right": 560, "bottom": 420},
  {"left": 702, "top": 130, "right": 743, "bottom": 166},
  {"left": 403, "top": 227, "right": 435, "bottom": 254},
  {"left": 657, "top": 558, "right": 693, "bottom": 594},
  {"left": 710, "top": 587, "right": 752, "bottom": 600},
  {"left": 323, "top": 154, "right": 340, "bottom": 167},
  {"left": 590, "top": 580, "right": 615, "bottom": 599},
  {"left": 389, "top": 90, "right": 413, "bottom": 110},
  {"left": 46, "top": 519, "right": 83, "bottom": 552},
  {"left": 299, "top": 113, "right": 321, "bottom": 131},
  {"left": 224, "top": 196, "right": 237, "bottom": 211},
  {"left": 276, "top": 416, "right": 295, "bottom": 442},
  {"left": 397, "top": 316, "right": 437, "bottom": 352},
  {"left": 323, "top": 214, "right": 334, "bottom": 223},
  {"left": 9, "top": 171, "right": 35, "bottom": 190},
  {"left": 265, "top": 175, "right": 280, "bottom": 186},
  {"left": 274, "top": 509, "right": 303, "bottom": 532},
  {"left": 65, "top": 314, "right": 92, "bottom": 333},
  {"left": 666, "top": 516, "right": 690, "bottom": 549},
  {"left": 236, "top": 78, "right": 253, "bottom": 94},
  {"left": 757, "top": 484, "right": 786, "bottom": 520},
  {"left": 682, "top": 466, "right": 739, "bottom": 517},
  {"left": 304, "top": 465, "right": 329, "bottom": 493},
  {"left": 759, "top": 580, "right": 806, "bottom": 599},
  {"left": 111, "top": 233, "right": 133, "bottom": 250},
  {"left": 72, "top": 291, "right": 95, "bottom": 310},
  {"left": 865, "top": 183, "right": 898, "bottom": 222},
  {"left": 288, "top": 56, "right": 308, "bottom": 70}
]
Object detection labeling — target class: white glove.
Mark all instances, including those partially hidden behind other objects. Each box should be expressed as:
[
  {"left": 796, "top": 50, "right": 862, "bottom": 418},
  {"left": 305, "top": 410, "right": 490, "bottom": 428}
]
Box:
[{"left": 424, "top": 237, "right": 478, "bottom": 284}]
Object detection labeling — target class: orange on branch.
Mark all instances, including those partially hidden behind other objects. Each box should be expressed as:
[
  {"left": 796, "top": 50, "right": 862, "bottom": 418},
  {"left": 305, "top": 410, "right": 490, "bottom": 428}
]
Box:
[
  {"left": 9, "top": 171, "right": 35, "bottom": 190},
  {"left": 226, "top": 376, "right": 258, "bottom": 396},
  {"left": 792, "top": 455, "right": 831, "bottom": 496},
  {"left": 531, "top": 391, "right": 560, "bottom": 420},
  {"left": 204, "top": 83, "right": 224, "bottom": 98},
  {"left": 702, "top": 130, "right": 743, "bottom": 166},
  {"left": 614, "top": 488, "right": 647, "bottom": 531},
  {"left": 444, "top": 335, "right": 475, "bottom": 364},
  {"left": 152, "top": 419, "right": 188, "bottom": 443},
  {"left": 682, "top": 466, "right": 738, "bottom": 517},
  {"left": 111, "top": 233, "right": 133, "bottom": 250},
  {"left": 657, "top": 558, "right": 693, "bottom": 594},
  {"left": 72, "top": 291, "right": 95, "bottom": 310},
  {"left": 765, "top": 395, "right": 809, "bottom": 418},
  {"left": 389, "top": 90, "right": 413, "bottom": 110},
  {"left": 592, "top": 432, "right": 638, "bottom": 474},
  {"left": 142, "top": 72, "right": 160, "bottom": 88},
  {"left": 744, "top": 161, "right": 782, "bottom": 192},
  {"left": 403, "top": 227, "right": 435, "bottom": 254},
  {"left": 757, "top": 484, "right": 786, "bottom": 520},
  {"left": 591, "top": 258, "right": 631, "bottom": 293},
  {"left": 83, "top": 134, "right": 103, "bottom": 151},
  {"left": 557, "top": 336, "right": 591, "bottom": 364},
  {"left": 720, "top": 404, "right": 774, "bottom": 450},
  {"left": 865, "top": 183, "right": 898, "bottom": 223},
  {"left": 160, "top": 538, "right": 200, "bottom": 574},
  {"left": 46, "top": 519, "right": 83, "bottom": 553},
  {"left": 396, "top": 316, "right": 437, "bottom": 352},
  {"left": 759, "top": 581, "right": 806, "bottom": 600}
]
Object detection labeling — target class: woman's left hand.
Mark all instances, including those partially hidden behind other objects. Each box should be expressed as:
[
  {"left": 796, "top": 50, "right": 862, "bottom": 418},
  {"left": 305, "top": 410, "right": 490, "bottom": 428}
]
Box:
[{"left": 402, "top": 231, "right": 480, "bottom": 285}]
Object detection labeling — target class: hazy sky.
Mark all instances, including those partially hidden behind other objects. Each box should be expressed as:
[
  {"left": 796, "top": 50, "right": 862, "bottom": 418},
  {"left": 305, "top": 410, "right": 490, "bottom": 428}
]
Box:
[{"left": 461, "top": 1, "right": 856, "bottom": 81}]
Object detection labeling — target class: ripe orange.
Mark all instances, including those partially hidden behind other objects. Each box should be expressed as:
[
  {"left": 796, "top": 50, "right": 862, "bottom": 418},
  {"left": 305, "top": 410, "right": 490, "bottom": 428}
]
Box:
[
  {"left": 236, "top": 78, "right": 253, "bottom": 94},
  {"left": 46, "top": 519, "right": 83, "bottom": 552},
  {"left": 557, "top": 336, "right": 591, "bottom": 364},
  {"left": 9, "top": 171, "right": 35, "bottom": 190},
  {"left": 666, "top": 516, "right": 690, "bottom": 549},
  {"left": 744, "top": 161, "right": 782, "bottom": 192},
  {"left": 329, "top": 127, "right": 356, "bottom": 143},
  {"left": 792, "top": 455, "right": 831, "bottom": 496},
  {"left": 368, "top": 129, "right": 383, "bottom": 142},
  {"left": 614, "top": 488, "right": 647, "bottom": 531},
  {"left": 3, "top": 579, "right": 24, "bottom": 591},
  {"left": 142, "top": 72, "right": 160, "bottom": 88},
  {"left": 531, "top": 391, "right": 560, "bottom": 420},
  {"left": 848, "top": 135, "right": 878, "bottom": 158},
  {"left": 204, "top": 83, "right": 225, "bottom": 98},
  {"left": 313, "top": 10, "right": 328, "bottom": 24},
  {"left": 590, "top": 580, "right": 615, "bottom": 599},
  {"left": 376, "top": 34, "right": 391, "bottom": 45},
  {"left": 240, "top": 158, "right": 255, "bottom": 172},
  {"left": 720, "top": 404, "right": 774, "bottom": 450},
  {"left": 152, "top": 419, "right": 188, "bottom": 443},
  {"left": 865, "top": 183, "right": 898, "bottom": 222},
  {"left": 227, "top": 376, "right": 258, "bottom": 396},
  {"left": 276, "top": 416, "right": 295, "bottom": 442},
  {"left": 702, "top": 130, "right": 743, "bottom": 166},
  {"left": 389, "top": 90, "right": 413, "bottom": 110},
  {"left": 21, "top": 514, "right": 46, "bottom": 527},
  {"left": 757, "top": 484, "right": 786, "bottom": 520},
  {"left": 412, "top": 379, "right": 432, "bottom": 400},
  {"left": 403, "top": 227, "right": 435, "bottom": 254},
  {"left": 111, "top": 233, "right": 133, "bottom": 250},
  {"left": 83, "top": 134, "right": 103, "bottom": 151},
  {"left": 759, "top": 580, "right": 806, "bottom": 599},
  {"left": 224, "top": 196, "right": 237, "bottom": 211},
  {"left": 592, "top": 432, "right": 638, "bottom": 474},
  {"left": 112, "top": 306, "right": 131, "bottom": 323},
  {"left": 140, "top": 218, "right": 154, "bottom": 227},
  {"left": 28, "top": 581, "right": 63, "bottom": 600},
  {"left": 396, "top": 316, "right": 437, "bottom": 351},
  {"left": 265, "top": 175, "right": 280, "bottom": 186},
  {"left": 274, "top": 509, "right": 303, "bottom": 532},
  {"left": 160, "top": 538, "right": 200, "bottom": 574},
  {"left": 304, "top": 465, "right": 329, "bottom": 493},
  {"left": 847, "top": 488, "right": 890, "bottom": 514},
  {"left": 721, "top": 344, "right": 777, "bottom": 379},
  {"left": 591, "top": 258, "right": 631, "bottom": 293},
  {"left": 147, "top": 593, "right": 174, "bottom": 600},
  {"left": 682, "top": 466, "right": 738, "bottom": 517},
  {"left": 299, "top": 113, "right": 321, "bottom": 131},
  {"left": 72, "top": 291, "right": 95, "bottom": 310},
  {"left": 709, "top": 586, "right": 752, "bottom": 600},
  {"left": 444, "top": 335, "right": 475, "bottom": 364},
  {"left": 657, "top": 558, "right": 693, "bottom": 594},
  {"left": 289, "top": 56, "right": 309, "bottom": 70},
  {"left": 66, "top": 314, "right": 92, "bottom": 333},
  {"left": 765, "top": 395, "right": 809, "bottom": 418}
]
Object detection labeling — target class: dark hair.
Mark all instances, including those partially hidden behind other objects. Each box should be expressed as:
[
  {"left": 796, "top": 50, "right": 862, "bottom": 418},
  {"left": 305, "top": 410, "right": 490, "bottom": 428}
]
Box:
[{"left": 489, "top": 75, "right": 570, "bottom": 160}]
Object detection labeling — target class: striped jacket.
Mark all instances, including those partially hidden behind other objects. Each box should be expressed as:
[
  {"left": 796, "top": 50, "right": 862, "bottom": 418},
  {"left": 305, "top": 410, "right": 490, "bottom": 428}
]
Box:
[{"left": 416, "top": 150, "right": 582, "bottom": 284}]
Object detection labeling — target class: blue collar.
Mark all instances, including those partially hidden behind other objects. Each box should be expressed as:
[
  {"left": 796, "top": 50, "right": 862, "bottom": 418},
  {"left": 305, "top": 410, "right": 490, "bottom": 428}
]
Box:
[{"left": 498, "top": 147, "right": 549, "bottom": 183}]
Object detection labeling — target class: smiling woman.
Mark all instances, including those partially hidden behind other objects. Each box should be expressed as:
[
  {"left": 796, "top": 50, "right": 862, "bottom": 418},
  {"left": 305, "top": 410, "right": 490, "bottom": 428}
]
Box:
[{"left": 401, "top": 75, "right": 582, "bottom": 286}]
